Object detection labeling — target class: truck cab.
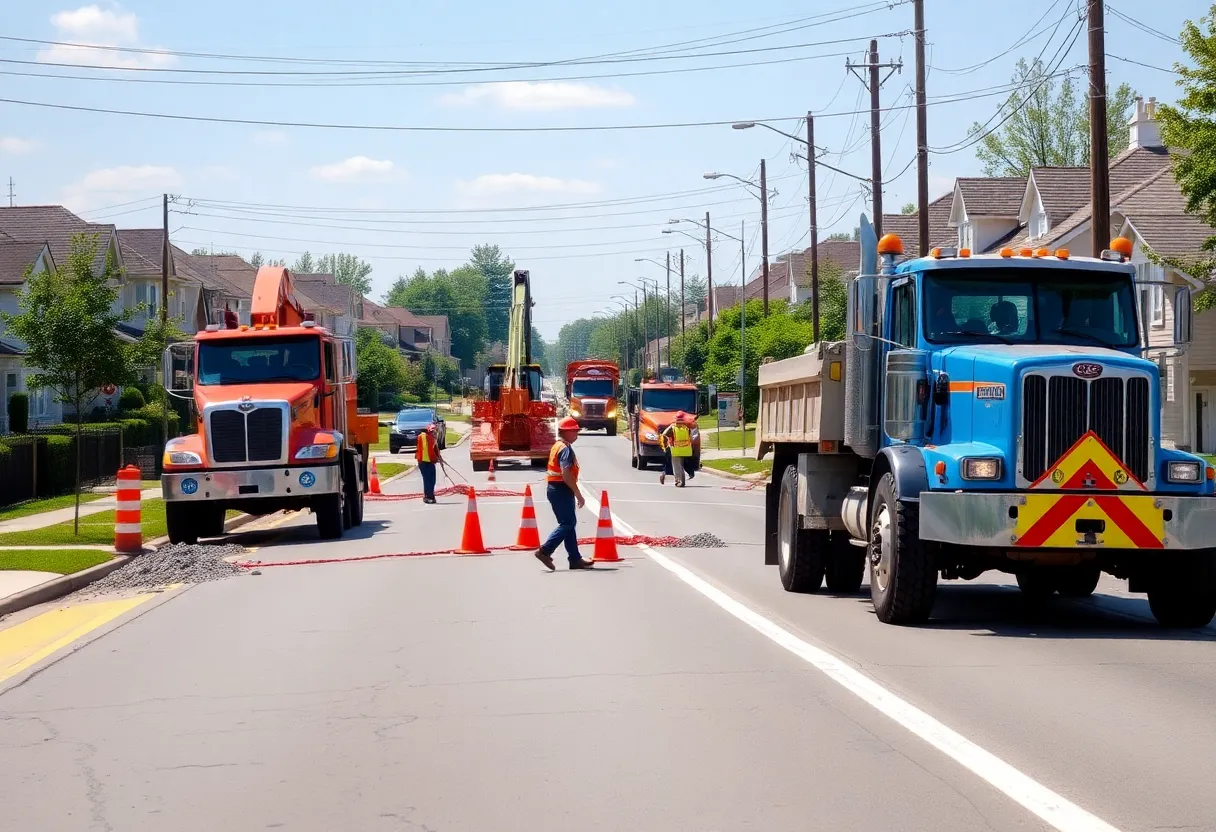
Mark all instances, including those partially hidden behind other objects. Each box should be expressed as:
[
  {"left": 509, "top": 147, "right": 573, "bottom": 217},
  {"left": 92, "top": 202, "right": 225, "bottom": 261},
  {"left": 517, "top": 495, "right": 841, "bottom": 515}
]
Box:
[
  {"left": 565, "top": 360, "right": 620, "bottom": 435},
  {"left": 758, "top": 233, "right": 1216, "bottom": 628},
  {"left": 628, "top": 380, "right": 701, "bottom": 471}
]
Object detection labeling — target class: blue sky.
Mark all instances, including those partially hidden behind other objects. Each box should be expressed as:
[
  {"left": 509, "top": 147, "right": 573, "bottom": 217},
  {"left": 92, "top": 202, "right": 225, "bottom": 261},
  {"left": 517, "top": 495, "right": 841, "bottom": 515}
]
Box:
[{"left": 0, "top": 0, "right": 1199, "bottom": 338}]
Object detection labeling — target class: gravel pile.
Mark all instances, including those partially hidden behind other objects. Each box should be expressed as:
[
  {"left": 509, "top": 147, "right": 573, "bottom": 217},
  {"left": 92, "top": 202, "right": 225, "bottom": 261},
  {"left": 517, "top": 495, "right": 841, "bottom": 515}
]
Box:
[
  {"left": 89, "top": 543, "right": 247, "bottom": 592},
  {"left": 675, "top": 532, "right": 727, "bottom": 548}
]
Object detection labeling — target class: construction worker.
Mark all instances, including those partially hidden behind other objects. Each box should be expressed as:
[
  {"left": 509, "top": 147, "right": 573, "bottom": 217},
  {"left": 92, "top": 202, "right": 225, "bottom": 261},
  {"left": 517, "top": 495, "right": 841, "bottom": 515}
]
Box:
[
  {"left": 415, "top": 424, "right": 442, "bottom": 504},
  {"left": 535, "top": 416, "right": 595, "bottom": 571},
  {"left": 659, "top": 411, "right": 695, "bottom": 487}
]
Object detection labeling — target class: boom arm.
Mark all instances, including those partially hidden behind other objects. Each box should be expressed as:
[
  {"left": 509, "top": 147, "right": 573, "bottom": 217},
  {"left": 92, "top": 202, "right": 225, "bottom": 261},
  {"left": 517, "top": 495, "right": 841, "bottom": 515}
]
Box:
[
  {"left": 504, "top": 270, "right": 532, "bottom": 389},
  {"left": 250, "top": 266, "right": 308, "bottom": 328}
]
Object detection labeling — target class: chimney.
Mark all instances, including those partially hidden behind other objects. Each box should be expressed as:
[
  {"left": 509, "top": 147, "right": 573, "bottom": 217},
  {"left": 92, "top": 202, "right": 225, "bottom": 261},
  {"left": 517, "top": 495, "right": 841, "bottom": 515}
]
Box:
[{"left": 1128, "top": 95, "right": 1163, "bottom": 150}]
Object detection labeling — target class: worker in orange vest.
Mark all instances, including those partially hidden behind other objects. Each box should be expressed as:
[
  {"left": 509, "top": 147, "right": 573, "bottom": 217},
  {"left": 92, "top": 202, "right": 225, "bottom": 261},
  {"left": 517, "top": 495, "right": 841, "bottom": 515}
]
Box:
[
  {"left": 415, "top": 424, "right": 442, "bottom": 503},
  {"left": 535, "top": 416, "right": 595, "bottom": 571}
]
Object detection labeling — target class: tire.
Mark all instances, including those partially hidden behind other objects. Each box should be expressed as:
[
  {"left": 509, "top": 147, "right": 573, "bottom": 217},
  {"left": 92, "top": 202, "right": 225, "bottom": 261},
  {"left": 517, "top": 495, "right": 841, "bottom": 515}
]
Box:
[
  {"left": 630, "top": 448, "right": 639, "bottom": 469},
  {"left": 868, "top": 472, "right": 937, "bottom": 624},
  {"left": 776, "top": 464, "right": 827, "bottom": 593},
  {"left": 531, "top": 457, "right": 548, "bottom": 469},
  {"left": 607, "top": 422, "right": 618, "bottom": 437},
  {"left": 1016, "top": 568, "right": 1058, "bottom": 600},
  {"left": 344, "top": 457, "right": 364, "bottom": 528},
  {"left": 1147, "top": 552, "right": 1216, "bottom": 628},
  {"left": 1056, "top": 565, "right": 1101, "bottom": 598},
  {"left": 472, "top": 459, "right": 490, "bottom": 472},
  {"left": 315, "top": 493, "right": 344, "bottom": 540},
  {"left": 825, "top": 532, "right": 865, "bottom": 594},
  {"left": 165, "top": 502, "right": 199, "bottom": 545},
  {"left": 198, "top": 504, "right": 227, "bottom": 539}
]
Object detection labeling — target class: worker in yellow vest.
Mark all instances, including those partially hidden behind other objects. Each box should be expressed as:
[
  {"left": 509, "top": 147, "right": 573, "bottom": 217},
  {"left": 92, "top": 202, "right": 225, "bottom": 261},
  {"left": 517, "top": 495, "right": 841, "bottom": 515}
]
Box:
[
  {"left": 660, "top": 411, "right": 694, "bottom": 487},
  {"left": 415, "top": 424, "right": 442, "bottom": 503},
  {"left": 535, "top": 416, "right": 595, "bottom": 571}
]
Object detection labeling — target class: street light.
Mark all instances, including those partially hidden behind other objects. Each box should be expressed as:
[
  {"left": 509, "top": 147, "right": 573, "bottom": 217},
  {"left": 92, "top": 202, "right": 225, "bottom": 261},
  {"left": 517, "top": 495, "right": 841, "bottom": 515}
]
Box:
[
  {"left": 635, "top": 257, "right": 673, "bottom": 369},
  {"left": 705, "top": 167, "right": 772, "bottom": 315},
  {"left": 619, "top": 279, "right": 659, "bottom": 374},
  {"left": 610, "top": 294, "right": 636, "bottom": 375}
]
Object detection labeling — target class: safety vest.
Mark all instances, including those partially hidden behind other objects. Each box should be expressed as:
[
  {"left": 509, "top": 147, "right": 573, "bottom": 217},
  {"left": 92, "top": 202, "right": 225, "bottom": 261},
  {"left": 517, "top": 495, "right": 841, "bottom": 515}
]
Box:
[
  {"left": 546, "top": 440, "right": 579, "bottom": 484},
  {"left": 670, "top": 423, "right": 693, "bottom": 457},
  {"left": 415, "top": 433, "right": 437, "bottom": 463}
]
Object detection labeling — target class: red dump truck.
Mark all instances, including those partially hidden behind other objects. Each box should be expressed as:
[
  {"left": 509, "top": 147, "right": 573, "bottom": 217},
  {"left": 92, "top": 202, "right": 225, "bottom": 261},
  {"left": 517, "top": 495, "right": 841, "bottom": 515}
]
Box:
[{"left": 565, "top": 360, "right": 620, "bottom": 435}]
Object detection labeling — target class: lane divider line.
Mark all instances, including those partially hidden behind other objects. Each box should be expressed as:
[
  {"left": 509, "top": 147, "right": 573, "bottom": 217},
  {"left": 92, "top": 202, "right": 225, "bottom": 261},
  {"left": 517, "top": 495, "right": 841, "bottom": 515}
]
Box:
[{"left": 577, "top": 483, "right": 1120, "bottom": 832}]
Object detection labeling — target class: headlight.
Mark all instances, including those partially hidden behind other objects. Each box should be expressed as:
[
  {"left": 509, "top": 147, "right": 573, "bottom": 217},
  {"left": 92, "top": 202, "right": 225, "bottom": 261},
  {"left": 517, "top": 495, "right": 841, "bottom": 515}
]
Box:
[
  {"left": 296, "top": 443, "right": 339, "bottom": 460},
  {"left": 644, "top": 431, "right": 658, "bottom": 441},
  {"left": 961, "top": 457, "right": 1002, "bottom": 480},
  {"left": 163, "top": 450, "right": 202, "bottom": 466},
  {"left": 570, "top": 408, "right": 580, "bottom": 417},
  {"left": 1166, "top": 461, "right": 1202, "bottom": 483}
]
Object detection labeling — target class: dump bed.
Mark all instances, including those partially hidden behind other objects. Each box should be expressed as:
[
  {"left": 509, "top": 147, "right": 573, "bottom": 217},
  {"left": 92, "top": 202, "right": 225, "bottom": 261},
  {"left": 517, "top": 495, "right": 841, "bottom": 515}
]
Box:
[{"left": 755, "top": 341, "right": 847, "bottom": 458}]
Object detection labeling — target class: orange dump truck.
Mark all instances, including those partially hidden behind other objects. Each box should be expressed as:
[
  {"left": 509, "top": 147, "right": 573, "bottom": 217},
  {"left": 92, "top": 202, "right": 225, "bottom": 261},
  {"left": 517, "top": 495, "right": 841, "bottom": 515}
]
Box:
[
  {"left": 159, "top": 266, "right": 380, "bottom": 543},
  {"left": 565, "top": 360, "right": 619, "bottom": 435},
  {"left": 627, "top": 377, "right": 701, "bottom": 470}
]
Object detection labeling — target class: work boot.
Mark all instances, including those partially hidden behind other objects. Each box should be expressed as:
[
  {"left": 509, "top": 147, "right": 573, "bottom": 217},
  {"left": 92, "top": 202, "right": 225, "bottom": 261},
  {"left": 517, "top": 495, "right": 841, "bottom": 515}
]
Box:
[
  {"left": 534, "top": 549, "right": 555, "bottom": 571},
  {"left": 659, "top": 473, "right": 666, "bottom": 485},
  {"left": 569, "top": 558, "right": 596, "bottom": 570}
]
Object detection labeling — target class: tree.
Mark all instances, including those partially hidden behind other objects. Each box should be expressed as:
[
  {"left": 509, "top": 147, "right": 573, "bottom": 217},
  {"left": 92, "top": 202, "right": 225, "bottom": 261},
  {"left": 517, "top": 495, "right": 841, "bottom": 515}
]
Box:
[
  {"left": 1158, "top": 4, "right": 1216, "bottom": 295},
  {"left": 684, "top": 273, "right": 708, "bottom": 311},
  {"left": 470, "top": 244, "right": 515, "bottom": 346},
  {"left": 900, "top": 203, "right": 916, "bottom": 214},
  {"left": 2, "top": 235, "right": 139, "bottom": 532},
  {"left": 291, "top": 251, "right": 316, "bottom": 274},
  {"left": 792, "top": 258, "right": 848, "bottom": 340},
  {"left": 826, "top": 231, "right": 857, "bottom": 242},
  {"left": 131, "top": 312, "right": 189, "bottom": 450},
  {"left": 971, "top": 58, "right": 1136, "bottom": 177},
  {"left": 530, "top": 326, "right": 550, "bottom": 374},
  {"left": 315, "top": 253, "right": 374, "bottom": 297},
  {"left": 354, "top": 327, "right": 407, "bottom": 410},
  {"left": 384, "top": 265, "right": 488, "bottom": 367},
  {"left": 249, "top": 252, "right": 264, "bottom": 268},
  {"left": 191, "top": 247, "right": 238, "bottom": 256}
]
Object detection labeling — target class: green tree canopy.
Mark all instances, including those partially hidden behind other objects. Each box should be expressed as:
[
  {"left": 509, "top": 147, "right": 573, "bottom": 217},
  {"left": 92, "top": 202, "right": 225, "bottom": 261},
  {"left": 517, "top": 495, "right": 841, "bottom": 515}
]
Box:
[
  {"left": 354, "top": 327, "right": 408, "bottom": 409},
  {"left": 384, "top": 265, "right": 488, "bottom": 367},
  {"left": 470, "top": 244, "right": 515, "bottom": 346},
  {"left": 291, "top": 251, "right": 316, "bottom": 274},
  {"left": 315, "top": 253, "right": 374, "bottom": 297},
  {"left": 971, "top": 58, "right": 1136, "bottom": 177}
]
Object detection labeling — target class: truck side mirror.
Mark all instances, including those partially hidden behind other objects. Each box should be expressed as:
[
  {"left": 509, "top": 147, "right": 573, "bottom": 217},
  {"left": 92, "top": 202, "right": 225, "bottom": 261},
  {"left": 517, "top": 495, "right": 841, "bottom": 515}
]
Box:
[
  {"left": 163, "top": 342, "right": 195, "bottom": 399},
  {"left": 1174, "top": 287, "right": 1193, "bottom": 346}
]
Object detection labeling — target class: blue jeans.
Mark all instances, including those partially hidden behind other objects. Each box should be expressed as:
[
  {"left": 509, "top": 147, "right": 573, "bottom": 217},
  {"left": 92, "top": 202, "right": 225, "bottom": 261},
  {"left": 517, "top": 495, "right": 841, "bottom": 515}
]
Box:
[
  {"left": 418, "top": 462, "right": 437, "bottom": 500},
  {"left": 542, "top": 483, "right": 581, "bottom": 563}
]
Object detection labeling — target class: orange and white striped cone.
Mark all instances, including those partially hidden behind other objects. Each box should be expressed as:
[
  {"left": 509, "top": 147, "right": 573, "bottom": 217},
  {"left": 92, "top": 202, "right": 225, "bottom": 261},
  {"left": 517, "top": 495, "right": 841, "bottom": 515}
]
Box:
[
  {"left": 456, "top": 486, "right": 489, "bottom": 554},
  {"left": 114, "top": 464, "right": 143, "bottom": 554},
  {"left": 512, "top": 484, "right": 541, "bottom": 550},
  {"left": 592, "top": 490, "right": 621, "bottom": 562},
  {"left": 369, "top": 456, "right": 382, "bottom": 495},
  {"left": 487, "top": 458, "right": 496, "bottom": 484}
]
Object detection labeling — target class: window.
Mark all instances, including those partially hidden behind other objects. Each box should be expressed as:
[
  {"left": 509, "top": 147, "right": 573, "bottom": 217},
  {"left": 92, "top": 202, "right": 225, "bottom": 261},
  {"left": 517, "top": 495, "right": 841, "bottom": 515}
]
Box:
[
  {"left": 197, "top": 335, "right": 322, "bottom": 385},
  {"left": 958, "top": 221, "right": 973, "bottom": 251},
  {"left": 237, "top": 299, "right": 251, "bottom": 326},
  {"left": 32, "top": 386, "right": 51, "bottom": 418},
  {"left": 324, "top": 340, "right": 337, "bottom": 383},
  {"left": 1135, "top": 262, "right": 1166, "bottom": 327},
  {"left": 571, "top": 379, "right": 615, "bottom": 397},
  {"left": 640, "top": 388, "right": 699, "bottom": 413},
  {"left": 133, "top": 282, "right": 159, "bottom": 313},
  {"left": 891, "top": 281, "right": 918, "bottom": 347}
]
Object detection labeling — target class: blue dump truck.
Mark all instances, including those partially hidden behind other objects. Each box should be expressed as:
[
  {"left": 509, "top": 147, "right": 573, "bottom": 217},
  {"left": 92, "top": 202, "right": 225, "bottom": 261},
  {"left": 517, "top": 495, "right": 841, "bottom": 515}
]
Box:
[{"left": 756, "top": 226, "right": 1216, "bottom": 627}]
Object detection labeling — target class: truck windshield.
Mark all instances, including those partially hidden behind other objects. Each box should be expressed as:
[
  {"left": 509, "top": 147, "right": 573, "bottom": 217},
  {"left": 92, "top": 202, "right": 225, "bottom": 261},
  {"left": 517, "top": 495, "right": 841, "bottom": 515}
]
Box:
[
  {"left": 198, "top": 336, "right": 321, "bottom": 385},
  {"left": 485, "top": 366, "right": 543, "bottom": 401},
  {"left": 922, "top": 269, "right": 1139, "bottom": 348},
  {"left": 572, "top": 379, "right": 614, "bottom": 397},
  {"left": 641, "top": 389, "right": 698, "bottom": 413}
]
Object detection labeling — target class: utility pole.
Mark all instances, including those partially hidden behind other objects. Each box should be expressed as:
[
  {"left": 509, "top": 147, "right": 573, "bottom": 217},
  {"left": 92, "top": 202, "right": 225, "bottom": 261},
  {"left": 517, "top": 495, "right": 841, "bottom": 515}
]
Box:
[
  {"left": 1088, "top": 0, "right": 1110, "bottom": 256},
  {"left": 807, "top": 112, "right": 820, "bottom": 343},
  {"left": 760, "top": 158, "right": 770, "bottom": 316},
  {"left": 6, "top": 177, "right": 14, "bottom": 207},
  {"left": 847, "top": 41, "right": 902, "bottom": 239},
  {"left": 914, "top": 0, "right": 930, "bottom": 256},
  {"left": 705, "top": 210, "right": 714, "bottom": 337},
  {"left": 679, "top": 251, "right": 686, "bottom": 372},
  {"left": 161, "top": 193, "right": 170, "bottom": 324},
  {"left": 666, "top": 252, "right": 673, "bottom": 369},
  {"left": 740, "top": 217, "right": 747, "bottom": 456}
]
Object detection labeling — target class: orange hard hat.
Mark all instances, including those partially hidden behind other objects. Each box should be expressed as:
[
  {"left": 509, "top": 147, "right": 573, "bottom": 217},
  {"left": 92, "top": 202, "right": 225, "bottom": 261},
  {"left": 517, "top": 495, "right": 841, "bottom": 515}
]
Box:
[
  {"left": 558, "top": 416, "right": 580, "bottom": 432},
  {"left": 676, "top": 411, "right": 686, "bottom": 420},
  {"left": 425, "top": 424, "right": 436, "bottom": 433}
]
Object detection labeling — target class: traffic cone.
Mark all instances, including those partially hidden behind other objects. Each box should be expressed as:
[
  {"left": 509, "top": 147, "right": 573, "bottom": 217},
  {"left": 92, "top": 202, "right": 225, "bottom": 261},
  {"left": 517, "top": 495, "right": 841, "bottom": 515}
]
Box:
[
  {"left": 369, "top": 456, "right": 382, "bottom": 495},
  {"left": 487, "top": 458, "right": 496, "bottom": 484},
  {"left": 456, "top": 486, "right": 489, "bottom": 554},
  {"left": 592, "top": 490, "right": 621, "bottom": 562},
  {"left": 511, "top": 484, "right": 541, "bottom": 550}
]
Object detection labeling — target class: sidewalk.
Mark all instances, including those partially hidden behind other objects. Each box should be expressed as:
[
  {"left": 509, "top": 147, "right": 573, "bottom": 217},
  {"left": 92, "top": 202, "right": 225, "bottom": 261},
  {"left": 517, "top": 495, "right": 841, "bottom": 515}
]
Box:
[{"left": 0, "top": 487, "right": 161, "bottom": 535}]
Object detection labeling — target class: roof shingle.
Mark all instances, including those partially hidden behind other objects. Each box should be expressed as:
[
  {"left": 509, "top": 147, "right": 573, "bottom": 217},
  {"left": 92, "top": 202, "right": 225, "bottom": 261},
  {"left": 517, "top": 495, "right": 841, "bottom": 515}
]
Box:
[{"left": 957, "top": 177, "right": 1026, "bottom": 217}]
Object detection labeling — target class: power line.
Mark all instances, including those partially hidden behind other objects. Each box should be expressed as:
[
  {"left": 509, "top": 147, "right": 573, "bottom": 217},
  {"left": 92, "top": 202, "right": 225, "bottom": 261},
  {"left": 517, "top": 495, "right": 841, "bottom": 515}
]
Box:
[
  {"left": 929, "top": 0, "right": 1069, "bottom": 75},
  {"left": 1108, "top": 55, "right": 1181, "bottom": 75},
  {"left": 1106, "top": 6, "right": 1181, "bottom": 44}
]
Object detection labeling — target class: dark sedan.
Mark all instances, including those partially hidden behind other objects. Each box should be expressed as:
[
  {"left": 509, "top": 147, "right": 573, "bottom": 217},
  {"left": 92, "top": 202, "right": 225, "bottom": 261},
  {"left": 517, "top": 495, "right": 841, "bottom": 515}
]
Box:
[{"left": 389, "top": 408, "right": 447, "bottom": 454}]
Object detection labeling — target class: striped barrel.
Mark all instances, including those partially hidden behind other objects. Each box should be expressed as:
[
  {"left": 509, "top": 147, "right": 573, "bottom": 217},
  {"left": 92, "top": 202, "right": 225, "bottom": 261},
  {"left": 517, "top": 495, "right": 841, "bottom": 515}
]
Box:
[{"left": 114, "top": 464, "right": 143, "bottom": 554}]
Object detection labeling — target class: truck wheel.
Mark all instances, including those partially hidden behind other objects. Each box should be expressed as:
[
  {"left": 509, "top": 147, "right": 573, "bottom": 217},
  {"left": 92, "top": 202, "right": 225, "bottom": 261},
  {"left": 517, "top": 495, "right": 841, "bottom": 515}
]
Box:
[
  {"left": 198, "top": 504, "right": 227, "bottom": 539},
  {"left": 776, "top": 465, "right": 826, "bottom": 593},
  {"left": 315, "top": 493, "right": 345, "bottom": 540},
  {"left": 1147, "top": 552, "right": 1216, "bottom": 628},
  {"left": 825, "top": 532, "right": 865, "bottom": 594},
  {"left": 531, "top": 457, "right": 548, "bottom": 469},
  {"left": 1016, "top": 568, "right": 1058, "bottom": 600},
  {"left": 472, "top": 459, "right": 490, "bottom": 472},
  {"left": 607, "top": 422, "right": 618, "bottom": 437},
  {"left": 869, "top": 472, "right": 937, "bottom": 624},
  {"left": 345, "top": 467, "right": 364, "bottom": 528},
  {"left": 166, "top": 502, "right": 199, "bottom": 545},
  {"left": 630, "top": 447, "right": 639, "bottom": 469},
  {"left": 1056, "top": 565, "right": 1101, "bottom": 598}
]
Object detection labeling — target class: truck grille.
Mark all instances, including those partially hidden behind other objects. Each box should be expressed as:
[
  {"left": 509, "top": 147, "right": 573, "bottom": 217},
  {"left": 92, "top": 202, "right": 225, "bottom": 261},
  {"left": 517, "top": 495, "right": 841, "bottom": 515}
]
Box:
[
  {"left": 583, "top": 401, "right": 605, "bottom": 417},
  {"left": 1021, "top": 373, "right": 1150, "bottom": 484},
  {"left": 208, "top": 407, "right": 285, "bottom": 464}
]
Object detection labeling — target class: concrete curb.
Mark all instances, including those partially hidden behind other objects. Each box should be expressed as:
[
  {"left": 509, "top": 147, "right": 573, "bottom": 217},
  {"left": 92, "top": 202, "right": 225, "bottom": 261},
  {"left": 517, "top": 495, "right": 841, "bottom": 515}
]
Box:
[
  {"left": 695, "top": 463, "right": 769, "bottom": 484},
  {"left": 0, "top": 555, "right": 132, "bottom": 619}
]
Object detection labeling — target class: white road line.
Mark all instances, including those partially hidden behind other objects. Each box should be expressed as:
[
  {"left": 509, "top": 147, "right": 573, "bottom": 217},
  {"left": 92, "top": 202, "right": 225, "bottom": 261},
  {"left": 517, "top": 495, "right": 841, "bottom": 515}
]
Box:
[
  {"left": 578, "top": 484, "right": 1120, "bottom": 832},
  {"left": 608, "top": 499, "right": 763, "bottom": 508}
]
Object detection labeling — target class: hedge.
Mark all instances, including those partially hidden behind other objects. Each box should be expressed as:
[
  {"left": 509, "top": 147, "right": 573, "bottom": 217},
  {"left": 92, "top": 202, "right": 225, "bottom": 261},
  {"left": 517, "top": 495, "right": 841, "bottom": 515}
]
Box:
[
  {"left": 118, "top": 387, "right": 146, "bottom": 411},
  {"left": 44, "top": 435, "right": 73, "bottom": 493},
  {"left": 8, "top": 393, "right": 28, "bottom": 434}
]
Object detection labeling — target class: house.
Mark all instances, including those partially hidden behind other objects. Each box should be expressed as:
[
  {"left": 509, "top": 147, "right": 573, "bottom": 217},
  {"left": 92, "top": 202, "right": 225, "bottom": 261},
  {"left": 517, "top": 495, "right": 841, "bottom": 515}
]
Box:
[
  {"left": 293, "top": 273, "right": 357, "bottom": 337},
  {"left": 359, "top": 300, "right": 435, "bottom": 358},
  {"left": 176, "top": 251, "right": 256, "bottom": 326},
  {"left": 0, "top": 240, "right": 58, "bottom": 430},
  {"left": 880, "top": 193, "right": 956, "bottom": 251},
  {"left": 948, "top": 177, "right": 1026, "bottom": 252},
  {"left": 414, "top": 315, "right": 452, "bottom": 359},
  {"left": 116, "top": 230, "right": 209, "bottom": 336},
  {"left": 728, "top": 239, "right": 861, "bottom": 312}
]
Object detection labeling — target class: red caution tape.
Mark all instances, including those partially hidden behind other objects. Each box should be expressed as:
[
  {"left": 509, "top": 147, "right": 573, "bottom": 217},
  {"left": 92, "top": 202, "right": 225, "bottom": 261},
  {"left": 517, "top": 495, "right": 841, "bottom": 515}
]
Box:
[
  {"left": 366, "top": 484, "right": 531, "bottom": 501},
  {"left": 722, "top": 481, "right": 763, "bottom": 491}
]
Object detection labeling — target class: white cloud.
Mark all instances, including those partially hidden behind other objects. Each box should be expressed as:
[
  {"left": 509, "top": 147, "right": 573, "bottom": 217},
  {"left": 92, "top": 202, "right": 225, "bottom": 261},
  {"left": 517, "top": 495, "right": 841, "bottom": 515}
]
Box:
[
  {"left": 61, "top": 164, "right": 183, "bottom": 212},
  {"left": 455, "top": 173, "right": 601, "bottom": 202},
  {"left": 0, "top": 137, "right": 37, "bottom": 155},
  {"left": 37, "top": 5, "right": 174, "bottom": 69},
  {"left": 308, "top": 156, "right": 400, "bottom": 184},
  {"left": 440, "top": 82, "right": 635, "bottom": 111},
  {"left": 253, "top": 130, "right": 289, "bottom": 147}
]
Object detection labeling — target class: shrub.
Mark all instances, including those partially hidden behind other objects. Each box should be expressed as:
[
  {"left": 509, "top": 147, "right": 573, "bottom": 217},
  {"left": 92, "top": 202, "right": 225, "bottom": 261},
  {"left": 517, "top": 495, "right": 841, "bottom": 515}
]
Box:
[
  {"left": 8, "top": 392, "right": 28, "bottom": 434},
  {"left": 44, "top": 434, "right": 73, "bottom": 493},
  {"left": 118, "top": 387, "right": 146, "bottom": 411}
]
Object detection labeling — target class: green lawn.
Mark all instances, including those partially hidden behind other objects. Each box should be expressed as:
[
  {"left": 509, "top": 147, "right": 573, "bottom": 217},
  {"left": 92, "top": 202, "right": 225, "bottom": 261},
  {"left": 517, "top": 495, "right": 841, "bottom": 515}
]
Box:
[
  {"left": 703, "top": 458, "right": 772, "bottom": 477},
  {"left": 371, "top": 424, "right": 391, "bottom": 451},
  {"left": 377, "top": 462, "right": 410, "bottom": 479},
  {"left": 0, "top": 492, "right": 108, "bottom": 523},
  {"left": 1203, "top": 456, "right": 1216, "bottom": 468},
  {"left": 703, "top": 427, "right": 756, "bottom": 451},
  {"left": 0, "top": 549, "right": 115, "bottom": 574},
  {"left": 0, "top": 500, "right": 239, "bottom": 547}
]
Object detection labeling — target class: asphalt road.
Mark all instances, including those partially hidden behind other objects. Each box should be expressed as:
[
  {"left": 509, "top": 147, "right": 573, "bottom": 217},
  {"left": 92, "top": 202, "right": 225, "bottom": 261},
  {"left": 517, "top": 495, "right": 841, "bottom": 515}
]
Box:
[{"left": 1, "top": 431, "right": 1214, "bottom": 831}]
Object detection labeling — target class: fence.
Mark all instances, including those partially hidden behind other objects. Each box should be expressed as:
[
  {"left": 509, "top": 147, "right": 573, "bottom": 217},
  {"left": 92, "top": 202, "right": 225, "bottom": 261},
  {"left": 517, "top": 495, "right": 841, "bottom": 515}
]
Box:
[{"left": 0, "top": 426, "right": 135, "bottom": 510}]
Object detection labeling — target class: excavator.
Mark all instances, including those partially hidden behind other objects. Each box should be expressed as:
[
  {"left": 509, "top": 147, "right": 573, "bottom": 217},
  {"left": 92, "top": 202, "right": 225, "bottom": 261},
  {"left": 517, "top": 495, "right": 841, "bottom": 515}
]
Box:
[
  {"left": 470, "top": 269, "right": 557, "bottom": 470},
  {"left": 159, "top": 266, "right": 380, "bottom": 542}
]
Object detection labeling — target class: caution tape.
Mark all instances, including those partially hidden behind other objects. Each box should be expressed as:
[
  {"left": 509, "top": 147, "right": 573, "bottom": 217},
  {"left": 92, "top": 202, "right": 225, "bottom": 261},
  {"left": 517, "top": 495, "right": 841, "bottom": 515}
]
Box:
[
  {"left": 365, "top": 484, "right": 532, "bottom": 501},
  {"left": 721, "top": 481, "right": 763, "bottom": 491}
]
